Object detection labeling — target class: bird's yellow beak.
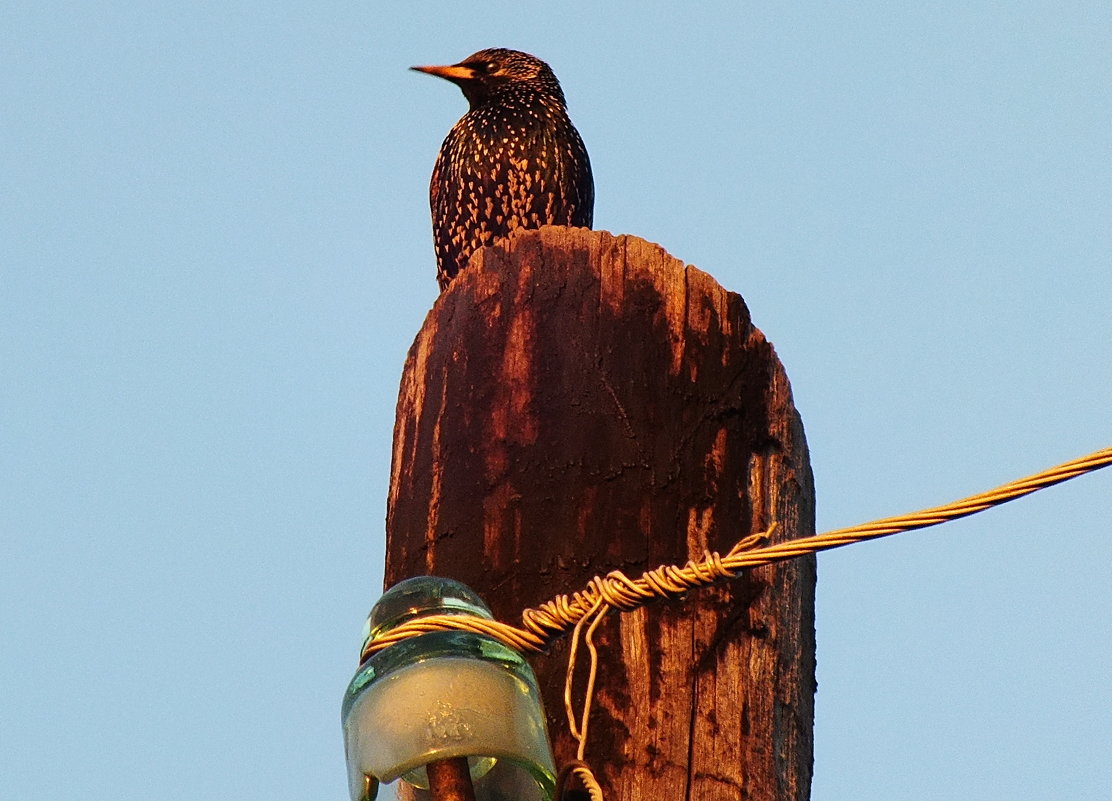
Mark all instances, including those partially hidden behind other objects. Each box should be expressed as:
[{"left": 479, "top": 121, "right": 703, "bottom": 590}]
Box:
[{"left": 410, "top": 64, "right": 476, "bottom": 82}]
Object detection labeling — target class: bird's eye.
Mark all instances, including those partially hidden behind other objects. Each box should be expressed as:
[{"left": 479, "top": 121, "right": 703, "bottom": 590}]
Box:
[{"left": 483, "top": 61, "right": 500, "bottom": 74}]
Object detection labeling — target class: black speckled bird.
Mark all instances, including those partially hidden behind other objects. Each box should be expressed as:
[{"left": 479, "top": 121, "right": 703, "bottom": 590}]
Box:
[{"left": 411, "top": 48, "right": 594, "bottom": 291}]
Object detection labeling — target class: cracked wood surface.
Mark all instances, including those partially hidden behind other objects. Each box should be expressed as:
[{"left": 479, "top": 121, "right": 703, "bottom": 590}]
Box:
[{"left": 385, "top": 226, "right": 816, "bottom": 801}]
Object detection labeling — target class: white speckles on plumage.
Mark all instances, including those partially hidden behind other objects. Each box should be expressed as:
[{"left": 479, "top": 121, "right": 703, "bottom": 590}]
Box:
[{"left": 412, "top": 48, "right": 594, "bottom": 291}]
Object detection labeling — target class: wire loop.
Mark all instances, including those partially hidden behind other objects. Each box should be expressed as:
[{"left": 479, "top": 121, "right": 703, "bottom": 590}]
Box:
[
  {"left": 361, "top": 444, "right": 1112, "bottom": 664},
  {"left": 358, "top": 445, "right": 1112, "bottom": 801}
]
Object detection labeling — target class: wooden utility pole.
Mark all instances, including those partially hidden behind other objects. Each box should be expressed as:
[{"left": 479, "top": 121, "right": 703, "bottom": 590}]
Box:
[{"left": 385, "top": 227, "right": 816, "bottom": 801}]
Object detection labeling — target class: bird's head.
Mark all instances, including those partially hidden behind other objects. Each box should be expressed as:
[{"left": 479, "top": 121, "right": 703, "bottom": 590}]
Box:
[{"left": 411, "top": 48, "right": 566, "bottom": 109}]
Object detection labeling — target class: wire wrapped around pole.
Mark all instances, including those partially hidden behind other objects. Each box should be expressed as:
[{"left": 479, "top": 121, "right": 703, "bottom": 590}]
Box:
[{"left": 362, "top": 445, "right": 1112, "bottom": 662}]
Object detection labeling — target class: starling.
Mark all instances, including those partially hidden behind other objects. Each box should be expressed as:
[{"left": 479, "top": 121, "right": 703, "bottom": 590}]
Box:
[{"left": 411, "top": 48, "right": 594, "bottom": 290}]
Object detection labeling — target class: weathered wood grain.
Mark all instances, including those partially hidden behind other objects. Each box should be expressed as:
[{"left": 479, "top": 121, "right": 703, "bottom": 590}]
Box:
[{"left": 385, "top": 226, "right": 815, "bottom": 801}]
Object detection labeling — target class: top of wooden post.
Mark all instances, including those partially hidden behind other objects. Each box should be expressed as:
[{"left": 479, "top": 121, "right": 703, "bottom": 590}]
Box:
[{"left": 386, "top": 226, "right": 816, "bottom": 801}]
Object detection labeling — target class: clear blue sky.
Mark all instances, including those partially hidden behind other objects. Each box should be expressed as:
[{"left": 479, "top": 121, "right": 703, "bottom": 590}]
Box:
[{"left": 3, "top": 3, "right": 1110, "bottom": 799}]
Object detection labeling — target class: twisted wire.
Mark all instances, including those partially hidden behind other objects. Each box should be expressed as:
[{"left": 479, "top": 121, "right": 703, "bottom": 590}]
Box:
[{"left": 361, "top": 445, "right": 1112, "bottom": 663}]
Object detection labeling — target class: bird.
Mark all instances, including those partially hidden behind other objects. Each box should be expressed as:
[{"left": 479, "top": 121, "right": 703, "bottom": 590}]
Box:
[{"left": 411, "top": 48, "right": 594, "bottom": 291}]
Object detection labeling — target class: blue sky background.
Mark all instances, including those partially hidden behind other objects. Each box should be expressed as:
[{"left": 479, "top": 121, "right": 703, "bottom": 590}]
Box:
[{"left": 3, "top": 3, "right": 1110, "bottom": 799}]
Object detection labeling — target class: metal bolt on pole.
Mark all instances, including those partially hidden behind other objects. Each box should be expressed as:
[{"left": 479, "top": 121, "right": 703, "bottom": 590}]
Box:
[{"left": 426, "top": 757, "right": 477, "bottom": 801}]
